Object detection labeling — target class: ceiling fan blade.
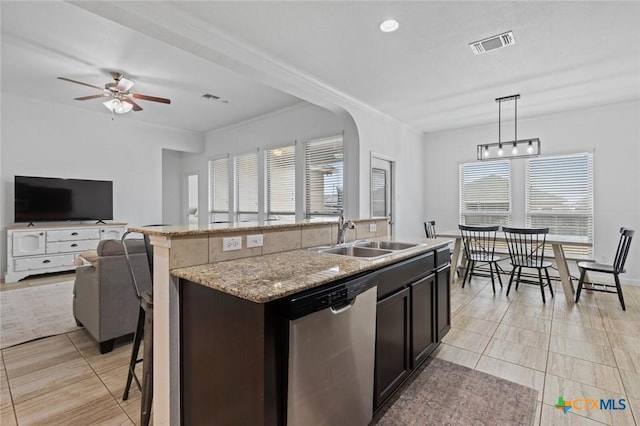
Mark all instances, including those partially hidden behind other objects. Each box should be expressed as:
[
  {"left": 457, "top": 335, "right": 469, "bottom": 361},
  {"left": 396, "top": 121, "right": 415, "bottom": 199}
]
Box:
[
  {"left": 116, "top": 77, "right": 135, "bottom": 92},
  {"left": 74, "top": 94, "right": 109, "bottom": 101},
  {"left": 123, "top": 98, "right": 143, "bottom": 111},
  {"left": 131, "top": 93, "right": 171, "bottom": 104},
  {"left": 57, "top": 77, "right": 103, "bottom": 91}
]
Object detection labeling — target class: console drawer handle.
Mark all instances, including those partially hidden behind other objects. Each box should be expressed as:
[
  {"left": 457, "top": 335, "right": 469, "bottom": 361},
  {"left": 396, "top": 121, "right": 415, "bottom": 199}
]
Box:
[
  {"left": 42, "top": 259, "right": 51, "bottom": 264},
  {"left": 71, "top": 232, "right": 79, "bottom": 236},
  {"left": 71, "top": 243, "right": 78, "bottom": 247}
]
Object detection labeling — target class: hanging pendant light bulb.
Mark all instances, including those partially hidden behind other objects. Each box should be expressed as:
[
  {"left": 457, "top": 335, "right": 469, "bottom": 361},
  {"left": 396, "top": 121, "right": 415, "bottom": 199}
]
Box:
[
  {"left": 497, "top": 143, "right": 504, "bottom": 156},
  {"left": 483, "top": 145, "right": 489, "bottom": 158},
  {"left": 512, "top": 142, "right": 518, "bottom": 155},
  {"left": 527, "top": 140, "right": 534, "bottom": 154}
]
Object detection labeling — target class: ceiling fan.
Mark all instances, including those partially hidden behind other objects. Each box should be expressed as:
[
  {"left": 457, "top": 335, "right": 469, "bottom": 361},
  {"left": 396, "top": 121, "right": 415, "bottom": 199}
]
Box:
[{"left": 57, "top": 71, "right": 171, "bottom": 114}]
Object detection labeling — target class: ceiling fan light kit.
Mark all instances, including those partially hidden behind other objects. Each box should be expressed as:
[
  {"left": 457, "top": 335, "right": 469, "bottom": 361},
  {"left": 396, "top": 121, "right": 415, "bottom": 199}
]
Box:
[{"left": 57, "top": 71, "right": 170, "bottom": 118}]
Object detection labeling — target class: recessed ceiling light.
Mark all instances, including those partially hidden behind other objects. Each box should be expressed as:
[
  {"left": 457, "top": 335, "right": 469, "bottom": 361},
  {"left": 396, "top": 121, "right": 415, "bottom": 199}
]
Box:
[{"left": 379, "top": 19, "right": 399, "bottom": 33}]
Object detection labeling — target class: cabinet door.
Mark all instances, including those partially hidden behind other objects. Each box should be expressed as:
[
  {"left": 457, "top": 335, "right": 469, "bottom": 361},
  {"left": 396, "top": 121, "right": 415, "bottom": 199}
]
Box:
[
  {"left": 374, "top": 287, "right": 410, "bottom": 410},
  {"left": 410, "top": 273, "right": 436, "bottom": 368},
  {"left": 436, "top": 266, "right": 451, "bottom": 341},
  {"left": 12, "top": 231, "right": 46, "bottom": 257}
]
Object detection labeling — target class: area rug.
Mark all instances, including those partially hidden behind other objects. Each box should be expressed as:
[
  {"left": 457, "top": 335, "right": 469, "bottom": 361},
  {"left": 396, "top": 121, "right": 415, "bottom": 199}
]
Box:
[
  {"left": 0, "top": 281, "right": 81, "bottom": 349},
  {"left": 375, "top": 357, "right": 538, "bottom": 426}
]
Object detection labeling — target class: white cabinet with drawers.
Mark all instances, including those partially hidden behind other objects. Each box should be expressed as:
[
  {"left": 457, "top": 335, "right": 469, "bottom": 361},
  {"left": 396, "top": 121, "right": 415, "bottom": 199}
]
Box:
[{"left": 5, "top": 223, "right": 126, "bottom": 283}]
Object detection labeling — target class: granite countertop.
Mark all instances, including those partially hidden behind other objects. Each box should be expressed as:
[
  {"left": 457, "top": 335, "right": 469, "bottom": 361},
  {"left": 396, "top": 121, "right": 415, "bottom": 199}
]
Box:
[
  {"left": 128, "top": 217, "right": 383, "bottom": 237},
  {"left": 171, "top": 237, "right": 452, "bottom": 303}
]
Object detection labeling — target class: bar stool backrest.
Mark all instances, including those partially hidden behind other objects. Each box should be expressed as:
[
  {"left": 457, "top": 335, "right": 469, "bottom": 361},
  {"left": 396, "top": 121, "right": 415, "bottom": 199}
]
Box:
[{"left": 424, "top": 221, "right": 437, "bottom": 238}]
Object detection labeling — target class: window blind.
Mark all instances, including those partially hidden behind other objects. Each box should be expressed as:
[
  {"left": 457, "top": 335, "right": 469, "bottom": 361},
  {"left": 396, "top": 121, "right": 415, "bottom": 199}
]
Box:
[
  {"left": 526, "top": 153, "right": 593, "bottom": 256},
  {"left": 266, "top": 145, "right": 295, "bottom": 221},
  {"left": 208, "top": 158, "right": 229, "bottom": 223},
  {"left": 459, "top": 160, "right": 511, "bottom": 226},
  {"left": 235, "top": 152, "right": 258, "bottom": 221},
  {"left": 305, "top": 136, "right": 343, "bottom": 217}
]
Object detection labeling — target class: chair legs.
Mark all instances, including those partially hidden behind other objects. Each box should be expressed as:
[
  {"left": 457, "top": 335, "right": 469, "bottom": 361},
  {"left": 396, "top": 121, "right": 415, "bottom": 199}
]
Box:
[
  {"left": 123, "top": 306, "right": 145, "bottom": 401},
  {"left": 579, "top": 268, "right": 627, "bottom": 311},
  {"left": 575, "top": 268, "right": 587, "bottom": 304},
  {"left": 462, "top": 259, "right": 503, "bottom": 293},
  {"left": 614, "top": 274, "right": 626, "bottom": 311},
  {"left": 506, "top": 266, "right": 553, "bottom": 303}
]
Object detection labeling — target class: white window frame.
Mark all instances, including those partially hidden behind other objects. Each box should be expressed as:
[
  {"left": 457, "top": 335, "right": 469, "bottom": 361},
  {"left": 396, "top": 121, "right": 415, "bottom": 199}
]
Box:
[{"left": 304, "top": 136, "right": 344, "bottom": 218}]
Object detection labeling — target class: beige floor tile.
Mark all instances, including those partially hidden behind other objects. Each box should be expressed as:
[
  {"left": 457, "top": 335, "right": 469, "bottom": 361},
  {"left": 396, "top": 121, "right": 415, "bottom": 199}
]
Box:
[
  {"left": 550, "top": 322, "right": 611, "bottom": 346},
  {"left": 13, "top": 375, "right": 132, "bottom": 425},
  {"left": 493, "top": 323, "right": 550, "bottom": 350},
  {"left": 607, "top": 333, "right": 640, "bottom": 355},
  {"left": 613, "top": 348, "right": 640, "bottom": 374},
  {"left": 484, "top": 337, "right": 548, "bottom": 371},
  {"left": 506, "top": 302, "right": 554, "bottom": 320},
  {"left": 451, "top": 314, "right": 499, "bottom": 336},
  {"left": 547, "top": 352, "right": 625, "bottom": 394},
  {"left": 534, "top": 401, "right": 542, "bottom": 426},
  {"left": 83, "top": 342, "right": 137, "bottom": 377},
  {"left": 598, "top": 305, "right": 640, "bottom": 323},
  {"left": 553, "top": 312, "right": 607, "bottom": 331},
  {"left": 431, "top": 343, "right": 481, "bottom": 369},
  {"left": 8, "top": 357, "right": 95, "bottom": 405},
  {"left": 543, "top": 374, "right": 634, "bottom": 425},
  {"left": 539, "top": 403, "right": 609, "bottom": 425},
  {"left": 475, "top": 355, "right": 545, "bottom": 401},
  {"left": 619, "top": 370, "right": 640, "bottom": 400},
  {"left": 501, "top": 312, "right": 552, "bottom": 334},
  {"left": 603, "top": 317, "right": 640, "bottom": 338},
  {"left": 98, "top": 363, "right": 143, "bottom": 401},
  {"left": 628, "top": 397, "right": 640, "bottom": 426},
  {"left": 549, "top": 335, "right": 616, "bottom": 367},
  {"left": 440, "top": 328, "right": 491, "bottom": 353},
  {"left": 457, "top": 304, "right": 507, "bottom": 323},
  {"left": 1, "top": 405, "right": 17, "bottom": 426},
  {"left": 2, "top": 335, "right": 80, "bottom": 379}
]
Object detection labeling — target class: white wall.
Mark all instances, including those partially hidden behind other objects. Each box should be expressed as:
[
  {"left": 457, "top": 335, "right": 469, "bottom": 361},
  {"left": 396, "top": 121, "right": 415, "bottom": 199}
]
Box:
[
  {"left": 424, "top": 100, "right": 640, "bottom": 282},
  {"left": 162, "top": 149, "right": 184, "bottom": 225},
  {"left": 1, "top": 94, "right": 203, "bottom": 277}
]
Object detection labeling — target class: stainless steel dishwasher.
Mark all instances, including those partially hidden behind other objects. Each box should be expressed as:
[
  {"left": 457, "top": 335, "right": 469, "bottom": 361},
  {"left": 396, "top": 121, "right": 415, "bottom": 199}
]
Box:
[{"left": 286, "top": 273, "right": 378, "bottom": 426}]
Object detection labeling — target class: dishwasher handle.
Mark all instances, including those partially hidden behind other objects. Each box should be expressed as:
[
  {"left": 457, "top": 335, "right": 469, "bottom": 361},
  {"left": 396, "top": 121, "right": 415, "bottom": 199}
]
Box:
[{"left": 330, "top": 297, "right": 356, "bottom": 314}]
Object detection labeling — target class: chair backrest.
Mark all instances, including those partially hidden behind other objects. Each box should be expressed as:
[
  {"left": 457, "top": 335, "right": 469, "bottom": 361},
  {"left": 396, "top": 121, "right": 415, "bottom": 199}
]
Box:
[
  {"left": 424, "top": 221, "right": 437, "bottom": 238},
  {"left": 122, "top": 231, "right": 150, "bottom": 300},
  {"left": 458, "top": 224, "right": 499, "bottom": 260},
  {"left": 613, "top": 227, "right": 635, "bottom": 273},
  {"left": 502, "top": 227, "right": 549, "bottom": 268},
  {"left": 141, "top": 224, "right": 172, "bottom": 280}
]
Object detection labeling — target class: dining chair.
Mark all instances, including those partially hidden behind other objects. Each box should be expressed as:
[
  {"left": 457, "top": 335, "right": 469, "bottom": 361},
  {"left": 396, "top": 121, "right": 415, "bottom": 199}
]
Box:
[
  {"left": 502, "top": 227, "right": 554, "bottom": 303},
  {"left": 575, "top": 227, "right": 634, "bottom": 310},
  {"left": 424, "top": 221, "right": 437, "bottom": 238},
  {"left": 458, "top": 225, "right": 503, "bottom": 293}
]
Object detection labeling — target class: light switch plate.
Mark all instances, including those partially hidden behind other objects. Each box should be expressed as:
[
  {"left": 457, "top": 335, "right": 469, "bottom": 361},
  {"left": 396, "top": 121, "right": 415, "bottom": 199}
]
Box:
[
  {"left": 369, "top": 223, "right": 377, "bottom": 233},
  {"left": 222, "top": 236, "right": 242, "bottom": 251},
  {"left": 247, "top": 234, "right": 263, "bottom": 248}
]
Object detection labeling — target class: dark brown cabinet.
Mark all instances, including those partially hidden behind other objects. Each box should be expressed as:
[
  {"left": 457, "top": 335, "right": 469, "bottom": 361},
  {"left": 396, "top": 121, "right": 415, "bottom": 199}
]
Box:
[
  {"left": 374, "top": 287, "right": 410, "bottom": 409},
  {"left": 411, "top": 273, "right": 437, "bottom": 368},
  {"left": 374, "top": 247, "right": 451, "bottom": 412}
]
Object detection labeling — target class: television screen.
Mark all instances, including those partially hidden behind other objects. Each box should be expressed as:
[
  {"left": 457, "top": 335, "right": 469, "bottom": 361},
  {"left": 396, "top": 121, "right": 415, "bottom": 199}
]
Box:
[{"left": 15, "top": 176, "right": 113, "bottom": 223}]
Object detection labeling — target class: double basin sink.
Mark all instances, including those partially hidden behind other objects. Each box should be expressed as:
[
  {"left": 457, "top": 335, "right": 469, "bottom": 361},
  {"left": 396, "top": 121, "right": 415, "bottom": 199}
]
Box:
[{"left": 308, "top": 240, "right": 422, "bottom": 259}]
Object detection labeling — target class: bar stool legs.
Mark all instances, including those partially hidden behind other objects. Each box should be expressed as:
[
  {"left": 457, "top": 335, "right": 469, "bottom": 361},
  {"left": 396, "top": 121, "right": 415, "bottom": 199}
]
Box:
[{"left": 122, "top": 291, "right": 153, "bottom": 426}]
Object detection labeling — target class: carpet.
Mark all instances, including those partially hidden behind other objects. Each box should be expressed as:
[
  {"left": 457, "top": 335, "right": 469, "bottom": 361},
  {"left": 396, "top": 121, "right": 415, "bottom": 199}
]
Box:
[
  {"left": 0, "top": 281, "right": 81, "bottom": 349},
  {"left": 375, "top": 357, "right": 538, "bottom": 426}
]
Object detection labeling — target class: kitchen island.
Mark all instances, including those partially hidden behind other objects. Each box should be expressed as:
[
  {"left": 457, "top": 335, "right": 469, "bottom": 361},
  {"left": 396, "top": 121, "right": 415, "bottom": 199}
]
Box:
[{"left": 130, "top": 220, "right": 450, "bottom": 425}]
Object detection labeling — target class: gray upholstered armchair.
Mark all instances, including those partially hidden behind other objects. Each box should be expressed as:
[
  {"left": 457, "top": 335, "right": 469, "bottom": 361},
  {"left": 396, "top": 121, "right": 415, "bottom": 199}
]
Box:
[{"left": 73, "top": 239, "right": 151, "bottom": 353}]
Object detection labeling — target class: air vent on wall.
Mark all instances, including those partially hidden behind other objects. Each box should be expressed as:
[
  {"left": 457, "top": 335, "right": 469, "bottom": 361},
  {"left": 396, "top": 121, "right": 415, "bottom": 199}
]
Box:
[{"left": 469, "top": 31, "right": 515, "bottom": 55}]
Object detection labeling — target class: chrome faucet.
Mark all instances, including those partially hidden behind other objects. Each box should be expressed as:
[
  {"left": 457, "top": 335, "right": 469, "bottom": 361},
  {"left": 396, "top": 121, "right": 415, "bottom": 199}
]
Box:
[{"left": 337, "top": 209, "right": 356, "bottom": 244}]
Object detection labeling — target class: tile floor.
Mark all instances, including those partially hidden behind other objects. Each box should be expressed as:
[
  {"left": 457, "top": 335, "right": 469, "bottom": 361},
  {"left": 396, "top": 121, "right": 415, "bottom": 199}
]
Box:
[{"left": 1, "top": 271, "right": 639, "bottom": 425}]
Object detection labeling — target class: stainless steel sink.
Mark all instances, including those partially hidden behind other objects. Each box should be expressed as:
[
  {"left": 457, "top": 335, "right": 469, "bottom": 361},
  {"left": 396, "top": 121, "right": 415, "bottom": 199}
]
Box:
[
  {"left": 318, "top": 246, "right": 393, "bottom": 258},
  {"left": 353, "top": 241, "right": 419, "bottom": 251}
]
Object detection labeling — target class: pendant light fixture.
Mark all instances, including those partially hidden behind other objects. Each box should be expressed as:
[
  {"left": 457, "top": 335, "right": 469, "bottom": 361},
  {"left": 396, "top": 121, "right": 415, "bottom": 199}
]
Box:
[{"left": 477, "top": 94, "right": 541, "bottom": 160}]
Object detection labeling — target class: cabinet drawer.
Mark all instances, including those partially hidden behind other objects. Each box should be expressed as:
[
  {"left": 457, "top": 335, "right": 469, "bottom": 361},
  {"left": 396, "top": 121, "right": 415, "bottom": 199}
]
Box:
[
  {"left": 377, "top": 251, "right": 435, "bottom": 299},
  {"left": 100, "top": 227, "right": 124, "bottom": 240},
  {"left": 46, "top": 239, "right": 99, "bottom": 254},
  {"left": 435, "top": 246, "right": 451, "bottom": 268},
  {"left": 14, "top": 254, "right": 75, "bottom": 272},
  {"left": 47, "top": 228, "right": 100, "bottom": 242},
  {"left": 12, "top": 231, "right": 46, "bottom": 257}
]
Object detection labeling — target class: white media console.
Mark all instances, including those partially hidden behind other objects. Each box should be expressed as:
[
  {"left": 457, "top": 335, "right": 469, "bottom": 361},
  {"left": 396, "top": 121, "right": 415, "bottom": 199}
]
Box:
[{"left": 5, "top": 223, "right": 127, "bottom": 283}]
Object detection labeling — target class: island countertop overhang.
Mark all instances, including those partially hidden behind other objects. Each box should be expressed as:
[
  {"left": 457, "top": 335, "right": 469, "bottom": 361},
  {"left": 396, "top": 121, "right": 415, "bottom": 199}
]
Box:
[{"left": 170, "top": 237, "right": 452, "bottom": 303}]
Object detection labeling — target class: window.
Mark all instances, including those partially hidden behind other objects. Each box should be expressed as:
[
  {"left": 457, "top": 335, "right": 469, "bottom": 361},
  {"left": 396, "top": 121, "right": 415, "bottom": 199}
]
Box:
[
  {"left": 526, "top": 153, "right": 593, "bottom": 255},
  {"left": 305, "top": 136, "right": 343, "bottom": 217},
  {"left": 235, "top": 152, "right": 258, "bottom": 221},
  {"left": 266, "top": 145, "right": 295, "bottom": 221},
  {"left": 208, "top": 158, "right": 229, "bottom": 223},
  {"left": 459, "top": 160, "right": 511, "bottom": 226}
]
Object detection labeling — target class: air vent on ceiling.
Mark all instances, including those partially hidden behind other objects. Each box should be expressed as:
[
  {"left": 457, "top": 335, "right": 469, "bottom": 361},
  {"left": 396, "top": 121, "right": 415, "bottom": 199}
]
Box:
[
  {"left": 469, "top": 31, "right": 515, "bottom": 55},
  {"left": 202, "top": 93, "right": 220, "bottom": 100}
]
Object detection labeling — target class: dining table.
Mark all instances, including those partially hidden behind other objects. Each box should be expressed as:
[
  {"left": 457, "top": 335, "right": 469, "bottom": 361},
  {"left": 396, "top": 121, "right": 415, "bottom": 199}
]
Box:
[{"left": 437, "top": 230, "right": 592, "bottom": 304}]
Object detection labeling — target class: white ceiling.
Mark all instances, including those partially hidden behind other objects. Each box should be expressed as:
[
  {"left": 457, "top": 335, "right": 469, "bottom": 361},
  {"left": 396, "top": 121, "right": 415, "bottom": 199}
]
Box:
[{"left": 2, "top": 1, "right": 640, "bottom": 135}]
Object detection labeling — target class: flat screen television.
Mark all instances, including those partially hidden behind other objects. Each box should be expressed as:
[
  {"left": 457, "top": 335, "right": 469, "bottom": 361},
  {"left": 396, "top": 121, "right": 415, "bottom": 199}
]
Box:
[{"left": 15, "top": 176, "right": 113, "bottom": 223}]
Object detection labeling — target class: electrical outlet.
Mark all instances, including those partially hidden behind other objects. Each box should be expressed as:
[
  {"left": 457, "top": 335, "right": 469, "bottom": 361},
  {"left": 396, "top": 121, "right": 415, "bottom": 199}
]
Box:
[
  {"left": 247, "top": 234, "right": 263, "bottom": 248},
  {"left": 369, "top": 223, "right": 377, "bottom": 233},
  {"left": 222, "top": 236, "right": 242, "bottom": 252}
]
